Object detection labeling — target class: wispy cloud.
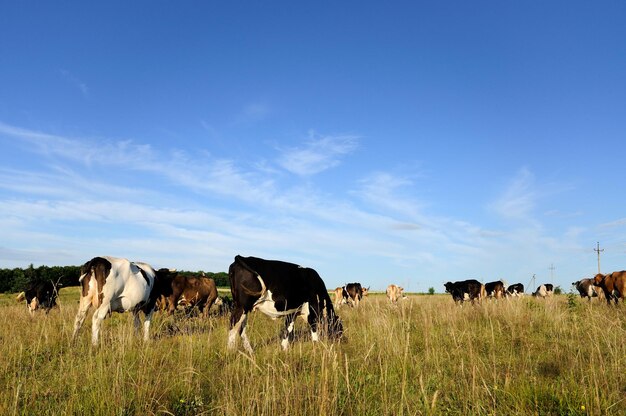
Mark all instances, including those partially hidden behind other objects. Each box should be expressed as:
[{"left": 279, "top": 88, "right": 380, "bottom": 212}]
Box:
[
  {"left": 491, "top": 167, "right": 537, "bottom": 221},
  {"left": 277, "top": 131, "right": 359, "bottom": 176},
  {"left": 60, "top": 69, "right": 89, "bottom": 97}
]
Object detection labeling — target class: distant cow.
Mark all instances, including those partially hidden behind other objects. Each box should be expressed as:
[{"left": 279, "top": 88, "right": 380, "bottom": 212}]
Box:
[
  {"left": 157, "top": 274, "right": 218, "bottom": 317},
  {"left": 227, "top": 255, "right": 343, "bottom": 352},
  {"left": 506, "top": 283, "right": 524, "bottom": 297},
  {"left": 593, "top": 271, "right": 626, "bottom": 304},
  {"left": 72, "top": 256, "right": 175, "bottom": 345},
  {"left": 444, "top": 280, "right": 485, "bottom": 304},
  {"left": 533, "top": 284, "right": 554, "bottom": 298},
  {"left": 386, "top": 284, "right": 405, "bottom": 303},
  {"left": 344, "top": 282, "right": 367, "bottom": 307},
  {"left": 16, "top": 280, "right": 58, "bottom": 315},
  {"left": 573, "top": 278, "right": 604, "bottom": 301},
  {"left": 484, "top": 281, "right": 505, "bottom": 300}
]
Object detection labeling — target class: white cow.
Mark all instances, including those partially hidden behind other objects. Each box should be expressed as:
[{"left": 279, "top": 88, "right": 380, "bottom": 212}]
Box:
[{"left": 72, "top": 256, "right": 173, "bottom": 345}]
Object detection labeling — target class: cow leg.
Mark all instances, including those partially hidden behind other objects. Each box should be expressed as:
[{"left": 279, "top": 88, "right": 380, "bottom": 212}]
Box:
[
  {"left": 72, "top": 297, "right": 92, "bottom": 341},
  {"left": 280, "top": 314, "right": 297, "bottom": 350},
  {"left": 91, "top": 304, "right": 110, "bottom": 346},
  {"left": 228, "top": 307, "right": 251, "bottom": 352},
  {"left": 307, "top": 306, "right": 320, "bottom": 343},
  {"left": 142, "top": 310, "right": 153, "bottom": 341}
]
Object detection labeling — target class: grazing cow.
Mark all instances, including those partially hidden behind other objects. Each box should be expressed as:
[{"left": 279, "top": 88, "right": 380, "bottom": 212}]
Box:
[
  {"left": 344, "top": 282, "right": 366, "bottom": 307},
  {"left": 444, "top": 280, "right": 485, "bottom": 304},
  {"left": 16, "top": 280, "right": 58, "bottom": 315},
  {"left": 593, "top": 271, "right": 626, "bottom": 304},
  {"left": 506, "top": 283, "right": 524, "bottom": 297},
  {"left": 386, "top": 284, "right": 405, "bottom": 303},
  {"left": 484, "top": 280, "right": 506, "bottom": 300},
  {"left": 227, "top": 255, "right": 342, "bottom": 353},
  {"left": 573, "top": 278, "right": 604, "bottom": 301},
  {"left": 333, "top": 287, "right": 347, "bottom": 308},
  {"left": 72, "top": 256, "right": 175, "bottom": 345},
  {"left": 157, "top": 274, "right": 218, "bottom": 317},
  {"left": 533, "top": 284, "right": 554, "bottom": 298}
]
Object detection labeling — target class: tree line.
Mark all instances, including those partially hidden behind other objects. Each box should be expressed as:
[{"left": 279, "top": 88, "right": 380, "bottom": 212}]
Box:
[{"left": 0, "top": 264, "right": 230, "bottom": 293}]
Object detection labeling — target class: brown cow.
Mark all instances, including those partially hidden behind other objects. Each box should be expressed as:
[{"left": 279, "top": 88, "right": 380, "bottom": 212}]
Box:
[
  {"left": 386, "top": 284, "right": 405, "bottom": 303},
  {"left": 593, "top": 271, "right": 626, "bottom": 304},
  {"left": 333, "top": 287, "right": 346, "bottom": 308},
  {"left": 157, "top": 274, "right": 219, "bottom": 317}
]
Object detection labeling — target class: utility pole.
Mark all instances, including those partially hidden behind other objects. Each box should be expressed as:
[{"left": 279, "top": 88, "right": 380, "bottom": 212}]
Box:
[
  {"left": 594, "top": 242, "right": 604, "bottom": 274},
  {"left": 548, "top": 264, "right": 555, "bottom": 284}
]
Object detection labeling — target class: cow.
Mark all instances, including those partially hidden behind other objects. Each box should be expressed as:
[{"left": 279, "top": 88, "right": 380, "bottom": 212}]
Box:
[
  {"left": 533, "top": 284, "right": 554, "bottom": 298},
  {"left": 157, "top": 274, "right": 219, "bottom": 318},
  {"left": 344, "top": 282, "right": 366, "bottom": 307},
  {"left": 573, "top": 278, "right": 604, "bottom": 301},
  {"left": 484, "top": 280, "right": 506, "bottom": 300},
  {"left": 16, "top": 280, "right": 58, "bottom": 315},
  {"left": 444, "top": 280, "right": 485, "bottom": 304},
  {"left": 386, "top": 284, "right": 405, "bottom": 303},
  {"left": 593, "top": 271, "right": 626, "bottom": 304},
  {"left": 333, "top": 287, "right": 347, "bottom": 308},
  {"left": 72, "top": 256, "right": 175, "bottom": 345},
  {"left": 227, "top": 255, "right": 342, "bottom": 353},
  {"left": 506, "top": 283, "right": 524, "bottom": 297}
]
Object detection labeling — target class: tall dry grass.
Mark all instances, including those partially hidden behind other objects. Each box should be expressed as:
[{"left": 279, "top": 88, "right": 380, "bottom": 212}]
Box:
[{"left": 0, "top": 289, "right": 624, "bottom": 415}]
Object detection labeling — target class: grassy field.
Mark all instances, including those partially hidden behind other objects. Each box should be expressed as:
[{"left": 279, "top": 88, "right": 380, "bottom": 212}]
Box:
[{"left": 0, "top": 288, "right": 624, "bottom": 415}]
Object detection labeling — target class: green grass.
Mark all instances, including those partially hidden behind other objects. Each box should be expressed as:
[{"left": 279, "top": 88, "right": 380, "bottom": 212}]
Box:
[{"left": 1, "top": 290, "right": 624, "bottom": 415}]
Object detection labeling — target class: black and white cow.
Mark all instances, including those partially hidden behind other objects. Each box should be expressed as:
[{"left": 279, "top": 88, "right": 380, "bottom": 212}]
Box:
[
  {"left": 533, "top": 284, "right": 554, "bottom": 298},
  {"left": 227, "top": 255, "right": 343, "bottom": 353},
  {"left": 444, "top": 279, "right": 485, "bottom": 304},
  {"left": 506, "top": 283, "right": 524, "bottom": 297},
  {"left": 16, "top": 280, "right": 58, "bottom": 315},
  {"left": 72, "top": 256, "right": 175, "bottom": 345}
]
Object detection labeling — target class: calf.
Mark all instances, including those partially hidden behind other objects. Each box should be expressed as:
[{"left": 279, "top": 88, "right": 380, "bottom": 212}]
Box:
[
  {"left": 157, "top": 274, "right": 218, "bottom": 318},
  {"left": 593, "top": 271, "right": 626, "bottom": 304},
  {"left": 484, "top": 280, "right": 505, "bottom": 300},
  {"left": 444, "top": 280, "right": 485, "bottom": 305},
  {"left": 72, "top": 256, "right": 175, "bottom": 345},
  {"left": 228, "top": 255, "right": 342, "bottom": 353},
  {"left": 16, "top": 280, "right": 58, "bottom": 315},
  {"left": 386, "top": 284, "right": 405, "bottom": 303},
  {"left": 506, "top": 283, "right": 524, "bottom": 297}
]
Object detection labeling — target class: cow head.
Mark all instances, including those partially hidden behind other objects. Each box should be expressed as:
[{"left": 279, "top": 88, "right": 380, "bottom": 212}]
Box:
[
  {"left": 361, "top": 286, "right": 370, "bottom": 297},
  {"left": 444, "top": 282, "right": 453, "bottom": 293},
  {"left": 593, "top": 273, "right": 605, "bottom": 286}
]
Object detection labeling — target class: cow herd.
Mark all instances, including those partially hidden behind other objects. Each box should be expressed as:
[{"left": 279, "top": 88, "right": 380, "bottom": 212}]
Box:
[{"left": 13, "top": 255, "right": 626, "bottom": 352}]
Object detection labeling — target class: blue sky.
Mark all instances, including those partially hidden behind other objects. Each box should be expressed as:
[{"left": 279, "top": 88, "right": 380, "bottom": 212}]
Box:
[{"left": 1, "top": 1, "right": 625, "bottom": 292}]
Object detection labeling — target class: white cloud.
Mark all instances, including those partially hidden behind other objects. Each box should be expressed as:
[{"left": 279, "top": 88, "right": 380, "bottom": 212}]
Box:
[
  {"left": 491, "top": 167, "right": 537, "bottom": 221},
  {"left": 277, "top": 131, "right": 359, "bottom": 176}
]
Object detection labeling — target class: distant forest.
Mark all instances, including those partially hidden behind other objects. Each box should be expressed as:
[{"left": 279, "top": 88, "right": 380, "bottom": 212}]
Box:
[{"left": 0, "top": 264, "right": 229, "bottom": 293}]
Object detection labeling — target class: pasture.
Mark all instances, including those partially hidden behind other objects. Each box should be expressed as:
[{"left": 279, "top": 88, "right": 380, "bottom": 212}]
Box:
[{"left": 1, "top": 288, "right": 624, "bottom": 415}]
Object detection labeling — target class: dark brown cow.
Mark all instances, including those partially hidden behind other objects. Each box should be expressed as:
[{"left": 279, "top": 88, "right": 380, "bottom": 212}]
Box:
[
  {"left": 484, "top": 280, "right": 505, "bottom": 300},
  {"left": 572, "top": 278, "right": 604, "bottom": 301},
  {"left": 157, "top": 274, "right": 219, "bottom": 318},
  {"left": 593, "top": 271, "right": 626, "bottom": 304},
  {"left": 343, "top": 282, "right": 367, "bottom": 307}
]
